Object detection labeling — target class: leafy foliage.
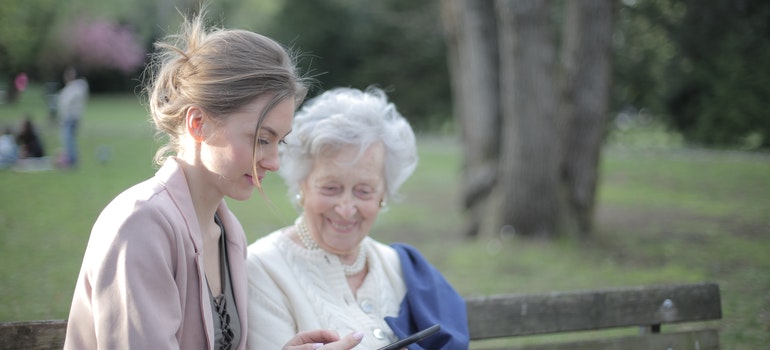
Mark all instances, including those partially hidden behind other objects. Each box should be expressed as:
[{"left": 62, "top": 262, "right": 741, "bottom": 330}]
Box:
[
  {"left": 266, "top": 0, "right": 451, "bottom": 131},
  {"left": 615, "top": 0, "right": 770, "bottom": 148},
  {"left": 0, "top": 0, "right": 58, "bottom": 73},
  {"left": 3, "top": 0, "right": 767, "bottom": 143}
]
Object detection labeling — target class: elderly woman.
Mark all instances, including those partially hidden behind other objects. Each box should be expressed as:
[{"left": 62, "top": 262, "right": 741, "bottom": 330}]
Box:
[{"left": 246, "top": 87, "right": 469, "bottom": 349}]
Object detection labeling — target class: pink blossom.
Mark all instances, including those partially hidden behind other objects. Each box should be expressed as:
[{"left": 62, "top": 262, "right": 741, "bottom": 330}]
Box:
[{"left": 67, "top": 19, "right": 146, "bottom": 74}]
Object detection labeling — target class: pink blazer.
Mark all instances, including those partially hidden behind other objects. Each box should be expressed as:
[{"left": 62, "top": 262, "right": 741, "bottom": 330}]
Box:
[{"left": 64, "top": 159, "right": 248, "bottom": 349}]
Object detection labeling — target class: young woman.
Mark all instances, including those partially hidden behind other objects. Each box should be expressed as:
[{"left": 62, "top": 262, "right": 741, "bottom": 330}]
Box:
[{"left": 64, "top": 11, "right": 362, "bottom": 350}]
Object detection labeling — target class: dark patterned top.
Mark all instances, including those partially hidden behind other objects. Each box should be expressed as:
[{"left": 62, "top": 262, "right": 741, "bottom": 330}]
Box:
[{"left": 210, "top": 214, "right": 241, "bottom": 350}]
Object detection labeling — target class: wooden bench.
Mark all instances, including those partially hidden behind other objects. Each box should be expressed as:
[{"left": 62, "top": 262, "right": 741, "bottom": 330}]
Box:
[
  {"left": 466, "top": 281, "right": 722, "bottom": 349},
  {"left": 0, "top": 319, "right": 66, "bottom": 350},
  {"left": 0, "top": 282, "right": 721, "bottom": 350}
]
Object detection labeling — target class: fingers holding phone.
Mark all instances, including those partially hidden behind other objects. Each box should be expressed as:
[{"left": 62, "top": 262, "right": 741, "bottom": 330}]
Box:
[
  {"left": 282, "top": 329, "right": 364, "bottom": 350},
  {"left": 377, "top": 324, "right": 441, "bottom": 350}
]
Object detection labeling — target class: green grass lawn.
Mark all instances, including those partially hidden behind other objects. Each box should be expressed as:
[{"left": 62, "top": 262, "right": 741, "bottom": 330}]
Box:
[{"left": 1, "top": 87, "right": 768, "bottom": 349}]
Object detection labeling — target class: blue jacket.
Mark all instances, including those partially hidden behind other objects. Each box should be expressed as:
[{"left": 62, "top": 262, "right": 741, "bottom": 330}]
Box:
[{"left": 385, "top": 243, "right": 470, "bottom": 350}]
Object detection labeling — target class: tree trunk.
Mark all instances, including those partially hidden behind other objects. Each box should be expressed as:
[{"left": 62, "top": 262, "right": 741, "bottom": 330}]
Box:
[
  {"left": 496, "top": 0, "right": 564, "bottom": 238},
  {"left": 560, "top": 0, "right": 615, "bottom": 236},
  {"left": 441, "top": 0, "right": 615, "bottom": 240},
  {"left": 440, "top": 0, "right": 501, "bottom": 237}
]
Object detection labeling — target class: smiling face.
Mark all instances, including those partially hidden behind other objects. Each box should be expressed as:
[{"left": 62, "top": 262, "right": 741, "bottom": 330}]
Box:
[
  {"left": 197, "top": 95, "right": 295, "bottom": 201},
  {"left": 301, "top": 142, "right": 386, "bottom": 257}
]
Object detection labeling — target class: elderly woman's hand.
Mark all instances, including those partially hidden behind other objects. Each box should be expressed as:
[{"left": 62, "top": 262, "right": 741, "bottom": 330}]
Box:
[{"left": 282, "top": 329, "right": 364, "bottom": 350}]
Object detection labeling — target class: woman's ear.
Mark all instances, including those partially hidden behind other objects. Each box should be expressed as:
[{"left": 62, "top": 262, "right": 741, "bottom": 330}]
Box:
[{"left": 186, "top": 107, "right": 206, "bottom": 142}]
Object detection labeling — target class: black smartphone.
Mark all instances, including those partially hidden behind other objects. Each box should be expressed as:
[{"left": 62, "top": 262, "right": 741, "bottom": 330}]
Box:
[{"left": 376, "top": 324, "right": 441, "bottom": 350}]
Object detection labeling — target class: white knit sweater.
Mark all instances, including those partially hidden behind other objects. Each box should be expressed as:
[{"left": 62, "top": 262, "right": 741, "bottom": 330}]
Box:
[{"left": 246, "top": 228, "right": 407, "bottom": 349}]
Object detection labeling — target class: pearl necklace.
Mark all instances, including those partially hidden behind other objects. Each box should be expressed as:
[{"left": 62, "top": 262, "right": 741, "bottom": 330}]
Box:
[{"left": 295, "top": 216, "right": 367, "bottom": 276}]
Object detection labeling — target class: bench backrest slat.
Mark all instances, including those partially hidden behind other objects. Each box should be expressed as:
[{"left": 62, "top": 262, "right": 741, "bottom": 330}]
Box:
[
  {"left": 0, "top": 282, "right": 721, "bottom": 349},
  {"left": 466, "top": 282, "right": 722, "bottom": 339},
  {"left": 0, "top": 319, "right": 66, "bottom": 350},
  {"left": 472, "top": 329, "right": 720, "bottom": 350}
]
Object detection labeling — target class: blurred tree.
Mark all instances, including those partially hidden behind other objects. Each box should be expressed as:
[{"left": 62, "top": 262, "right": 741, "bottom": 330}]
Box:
[
  {"left": 2, "top": 0, "right": 293, "bottom": 95},
  {"left": 440, "top": 0, "right": 500, "bottom": 237},
  {"left": 612, "top": 0, "right": 677, "bottom": 117},
  {"left": 442, "top": 0, "right": 615, "bottom": 239},
  {"left": 559, "top": 0, "right": 615, "bottom": 236},
  {"left": 0, "top": 0, "right": 58, "bottom": 102},
  {"left": 616, "top": 0, "right": 770, "bottom": 148},
  {"left": 496, "top": 0, "right": 563, "bottom": 239},
  {"left": 36, "top": 17, "right": 148, "bottom": 93},
  {"left": 267, "top": 0, "right": 451, "bottom": 131},
  {"left": 66, "top": 19, "right": 146, "bottom": 74}
]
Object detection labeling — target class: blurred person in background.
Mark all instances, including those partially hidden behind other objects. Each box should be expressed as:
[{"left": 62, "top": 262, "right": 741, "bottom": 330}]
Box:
[
  {"left": 16, "top": 115, "right": 45, "bottom": 159},
  {"left": 63, "top": 10, "right": 362, "bottom": 350},
  {"left": 0, "top": 124, "right": 18, "bottom": 168},
  {"left": 246, "top": 87, "right": 469, "bottom": 349},
  {"left": 57, "top": 66, "right": 89, "bottom": 168}
]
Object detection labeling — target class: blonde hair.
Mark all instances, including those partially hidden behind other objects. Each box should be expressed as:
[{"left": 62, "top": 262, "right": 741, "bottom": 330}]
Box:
[{"left": 143, "top": 11, "right": 308, "bottom": 169}]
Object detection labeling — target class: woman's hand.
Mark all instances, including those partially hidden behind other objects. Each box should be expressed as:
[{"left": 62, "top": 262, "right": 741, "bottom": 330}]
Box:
[{"left": 282, "top": 329, "right": 364, "bottom": 350}]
